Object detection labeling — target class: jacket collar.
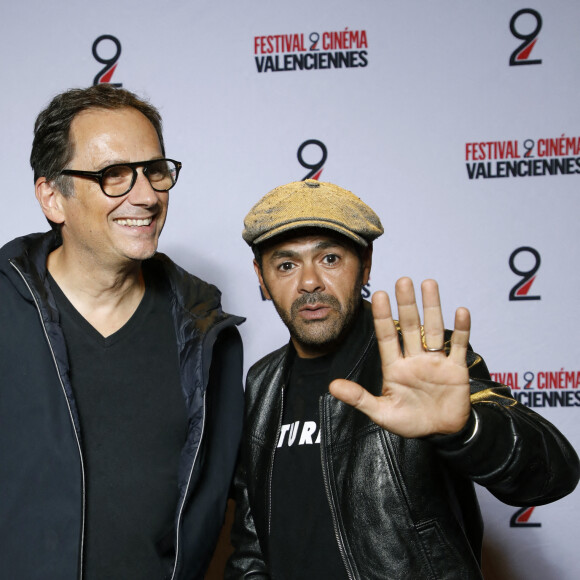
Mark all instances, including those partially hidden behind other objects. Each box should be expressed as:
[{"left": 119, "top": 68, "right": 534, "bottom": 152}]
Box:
[
  {"left": 4, "top": 231, "right": 244, "bottom": 333},
  {"left": 5, "top": 231, "right": 61, "bottom": 319},
  {"left": 328, "top": 299, "right": 376, "bottom": 382}
]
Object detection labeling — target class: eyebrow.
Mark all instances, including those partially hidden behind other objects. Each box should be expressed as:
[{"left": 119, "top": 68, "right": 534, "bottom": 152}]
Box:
[
  {"left": 93, "top": 156, "right": 165, "bottom": 171},
  {"left": 268, "top": 240, "right": 347, "bottom": 261},
  {"left": 269, "top": 249, "right": 299, "bottom": 260}
]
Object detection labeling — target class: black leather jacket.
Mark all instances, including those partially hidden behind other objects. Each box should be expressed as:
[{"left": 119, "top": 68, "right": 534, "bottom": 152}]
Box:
[{"left": 227, "top": 300, "right": 579, "bottom": 579}]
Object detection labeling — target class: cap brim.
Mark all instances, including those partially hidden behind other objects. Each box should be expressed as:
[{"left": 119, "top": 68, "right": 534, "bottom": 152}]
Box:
[{"left": 251, "top": 218, "right": 368, "bottom": 247}]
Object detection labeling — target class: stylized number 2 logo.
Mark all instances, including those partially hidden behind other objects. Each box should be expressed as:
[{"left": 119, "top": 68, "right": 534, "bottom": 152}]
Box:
[
  {"left": 510, "top": 506, "right": 541, "bottom": 528},
  {"left": 297, "top": 140, "right": 327, "bottom": 181},
  {"left": 509, "top": 247, "right": 541, "bottom": 301},
  {"left": 92, "top": 35, "right": 122, "bottom": 87},
  {"left": 509, "top": 9, "right": 543, "bottom": 66}
]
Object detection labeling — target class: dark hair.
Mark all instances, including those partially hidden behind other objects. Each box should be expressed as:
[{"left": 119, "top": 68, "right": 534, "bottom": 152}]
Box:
[{"left": 30, "top": 84, "right": 165, "bottom": 197}]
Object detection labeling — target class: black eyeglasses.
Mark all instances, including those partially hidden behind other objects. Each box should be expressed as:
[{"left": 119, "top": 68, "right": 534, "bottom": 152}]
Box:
[{"left": 60, "top": 158, "right": 182, "bottom": 197}]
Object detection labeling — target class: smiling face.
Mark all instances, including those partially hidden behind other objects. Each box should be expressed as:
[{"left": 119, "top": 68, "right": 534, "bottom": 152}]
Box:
[
  {"left": 255, "top": 232, "right": 372, "bottom": 358},
  {"left": 46, "top": 107, "right": 169, "bottom": 270}
]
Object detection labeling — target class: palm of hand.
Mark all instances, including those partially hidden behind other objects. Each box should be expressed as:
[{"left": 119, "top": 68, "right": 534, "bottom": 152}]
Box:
[
  {"left": 378, "top": 351, "right": 471, "bottom": 438},
  {"left": 329, "top": 278, "right": 472, "bottom": 439}
]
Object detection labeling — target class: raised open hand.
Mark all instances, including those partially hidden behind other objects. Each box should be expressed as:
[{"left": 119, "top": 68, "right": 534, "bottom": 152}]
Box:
[{"left": 329, "top": 278, "right": 472, "bottom": 438}]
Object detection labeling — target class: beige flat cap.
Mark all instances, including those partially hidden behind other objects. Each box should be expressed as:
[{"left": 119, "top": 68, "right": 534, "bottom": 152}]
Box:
[{"left": 242, "top": 179, "right": 384, "bottom": 247}]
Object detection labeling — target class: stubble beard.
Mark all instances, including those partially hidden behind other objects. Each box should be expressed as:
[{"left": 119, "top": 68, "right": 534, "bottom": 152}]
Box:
[{"left": 270, "top": 279, "right": 363, "bottom": 356}]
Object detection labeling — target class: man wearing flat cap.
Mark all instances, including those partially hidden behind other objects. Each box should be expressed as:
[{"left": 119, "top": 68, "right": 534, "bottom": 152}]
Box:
[{"left": 226, "top": 179, "right": 579, "bottom": 579}]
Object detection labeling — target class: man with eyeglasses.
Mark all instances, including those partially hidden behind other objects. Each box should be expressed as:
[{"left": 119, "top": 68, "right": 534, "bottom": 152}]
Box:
[{"left": 0, "top": 84, "right": 244, "bottom": 579}]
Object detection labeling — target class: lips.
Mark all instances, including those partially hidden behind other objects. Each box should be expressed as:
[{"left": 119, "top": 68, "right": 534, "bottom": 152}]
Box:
[
  {"left": 291, "top": 292, "right": 342, "bottom": 321},
  {"left": 298, "top": 303, "right": 332, "bottom": 320}
]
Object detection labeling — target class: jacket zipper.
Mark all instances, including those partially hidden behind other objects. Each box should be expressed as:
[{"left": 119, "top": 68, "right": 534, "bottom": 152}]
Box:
[
  {"left": 169, "top": 396, "right": 206, "bottom": 580},
  {"left": 319, "top": 397, "right": 355, "bottom": 580},
  {"left": 10, "top": 261, "right": 87, "bottom": 580},
  {"left": 169, "top": 315, "right": 238, "bottom": 579},
  {"left": 318, "top": 330, "right": 375, "bottom": 580},
  {"left": 267, "top": 385, "right": 285, "bottom": 535}
]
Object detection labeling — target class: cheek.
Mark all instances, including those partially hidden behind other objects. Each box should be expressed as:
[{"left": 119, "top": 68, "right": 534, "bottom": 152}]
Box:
[
  {"left": 334, "top": 273, "right": 360, "bottom": 299},
  {"left": 157, "top": 194, "right": 169, "bottom": 213},
  {"left": 267, "top": 278, "right": 296, "bottom": 309}
]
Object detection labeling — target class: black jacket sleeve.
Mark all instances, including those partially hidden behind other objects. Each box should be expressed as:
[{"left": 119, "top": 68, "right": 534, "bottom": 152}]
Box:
[
  {"left": 225, "top": 447, "right": 270, "bottom": 579},
  {"left": 433, "top": 350, "right": 580, "bottom": 506}
]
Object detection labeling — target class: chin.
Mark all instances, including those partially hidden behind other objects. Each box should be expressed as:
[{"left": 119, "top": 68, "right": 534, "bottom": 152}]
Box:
[{"left": 121, "top": 243, "right": 160, "bottom": 262}]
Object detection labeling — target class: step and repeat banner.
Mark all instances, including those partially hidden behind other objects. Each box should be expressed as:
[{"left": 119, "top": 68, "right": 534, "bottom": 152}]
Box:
[{"left": 1, "top": 1, "right": 578, "bottom": 578}]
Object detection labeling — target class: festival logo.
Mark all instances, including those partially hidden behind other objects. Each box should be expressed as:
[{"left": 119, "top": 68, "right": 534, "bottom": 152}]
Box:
[
  {"left": 489, "top": 369, "right": 580, "bottom": 408},
  {"left": 92, "top": 35, "right": 122, "bottom": 86},
  {"left": 464, "top": 135, "right": 580, "bottom": 179},
  {"left": 253, "top": 28, "right": 368, "bottom": 73},
  {"left": 509, "top": 247, "right": 541, "bottom": 301},
  {"left": 509, "top": 9, "right": 542, "bottom": 66}
]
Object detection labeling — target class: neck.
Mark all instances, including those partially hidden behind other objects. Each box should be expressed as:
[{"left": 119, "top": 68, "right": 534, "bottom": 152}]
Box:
[
  {"left": 47, "top": 245, "right": 146, "bottom": 337},
  {"left": 292, "top": 339, "right": 337, "bottom": 359}
]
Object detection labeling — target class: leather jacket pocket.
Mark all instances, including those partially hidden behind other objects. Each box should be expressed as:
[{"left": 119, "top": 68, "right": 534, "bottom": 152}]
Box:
[{"left": 416, "top": 519, "right": 483, "bottom": 580}]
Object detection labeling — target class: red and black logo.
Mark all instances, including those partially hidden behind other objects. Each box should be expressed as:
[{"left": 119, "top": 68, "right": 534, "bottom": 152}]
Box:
[
  {"left": 92, "top": 35, "right": 122, "bottom": 86},
  {"left": 298, "top": 139, "right": 327, "bottom": 181},
  {"left": 509, "top": 9, "right": 542, "bottom": 66},
  {"left": 509, "top": 247, "right": 541, "bottom": 301},
  {"left": 465, "top": 135, "right": 580, "bottom": 180},
  {"left": 254, "top": 29, "right": 368, "bottom": 73},
  {"left": 491, "top": 369, "right": 580, "bottom": 408},
  {"left": 510, "top": 506, "right": 541, "bottom": 527}
]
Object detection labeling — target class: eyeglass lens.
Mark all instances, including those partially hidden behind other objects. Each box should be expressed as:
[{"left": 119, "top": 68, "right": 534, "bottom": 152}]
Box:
[{"left": 103, "top": 159, "right": 178, "bottom": 196}]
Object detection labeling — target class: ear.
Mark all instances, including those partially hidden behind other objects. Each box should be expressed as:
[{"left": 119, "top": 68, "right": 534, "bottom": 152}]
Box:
[
  {"left": 361, "top": 243, "right": 373, "bottom": 285},
  {"left": 253, "top": 259, "right": 271, "bottom": 300},
  {"left": 35, "top": 177, "right": 66, "bottom": 225}
]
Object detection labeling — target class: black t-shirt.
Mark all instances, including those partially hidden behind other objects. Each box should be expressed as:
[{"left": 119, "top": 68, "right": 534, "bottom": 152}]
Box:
[
  {"left": 269, "top": 353, "right": 348, "bottom": 580},
  {"left": 49, "top": 270, "right": 187, "bottom": 580}
]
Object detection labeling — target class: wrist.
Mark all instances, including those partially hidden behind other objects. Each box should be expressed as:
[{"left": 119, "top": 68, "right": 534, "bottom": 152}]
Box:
[{"left": 427, "top": 407, "right": 479, "bottom": 448}]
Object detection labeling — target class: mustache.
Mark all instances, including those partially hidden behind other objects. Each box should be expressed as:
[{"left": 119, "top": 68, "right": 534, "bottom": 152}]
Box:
[{"left": 291, "top": 292, "right": 342, "bottom": 317}]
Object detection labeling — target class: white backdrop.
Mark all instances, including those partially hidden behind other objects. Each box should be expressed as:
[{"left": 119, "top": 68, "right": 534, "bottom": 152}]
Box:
[{"left": 1, "top": 1, "right": 579, "bottom": 578}]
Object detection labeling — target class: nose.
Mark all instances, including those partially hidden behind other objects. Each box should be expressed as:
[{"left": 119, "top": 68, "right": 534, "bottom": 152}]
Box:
[
  {"left": 298, "top": 262, "right": 325, "bottom": 294},
  {"left": 126, "top": 169, "right": 160, "bottom": 206}
]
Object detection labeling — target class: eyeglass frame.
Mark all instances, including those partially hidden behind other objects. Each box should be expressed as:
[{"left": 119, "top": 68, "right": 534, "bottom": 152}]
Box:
[{"left": 59, "top": 158, "right": 182, "bottom": 198}]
